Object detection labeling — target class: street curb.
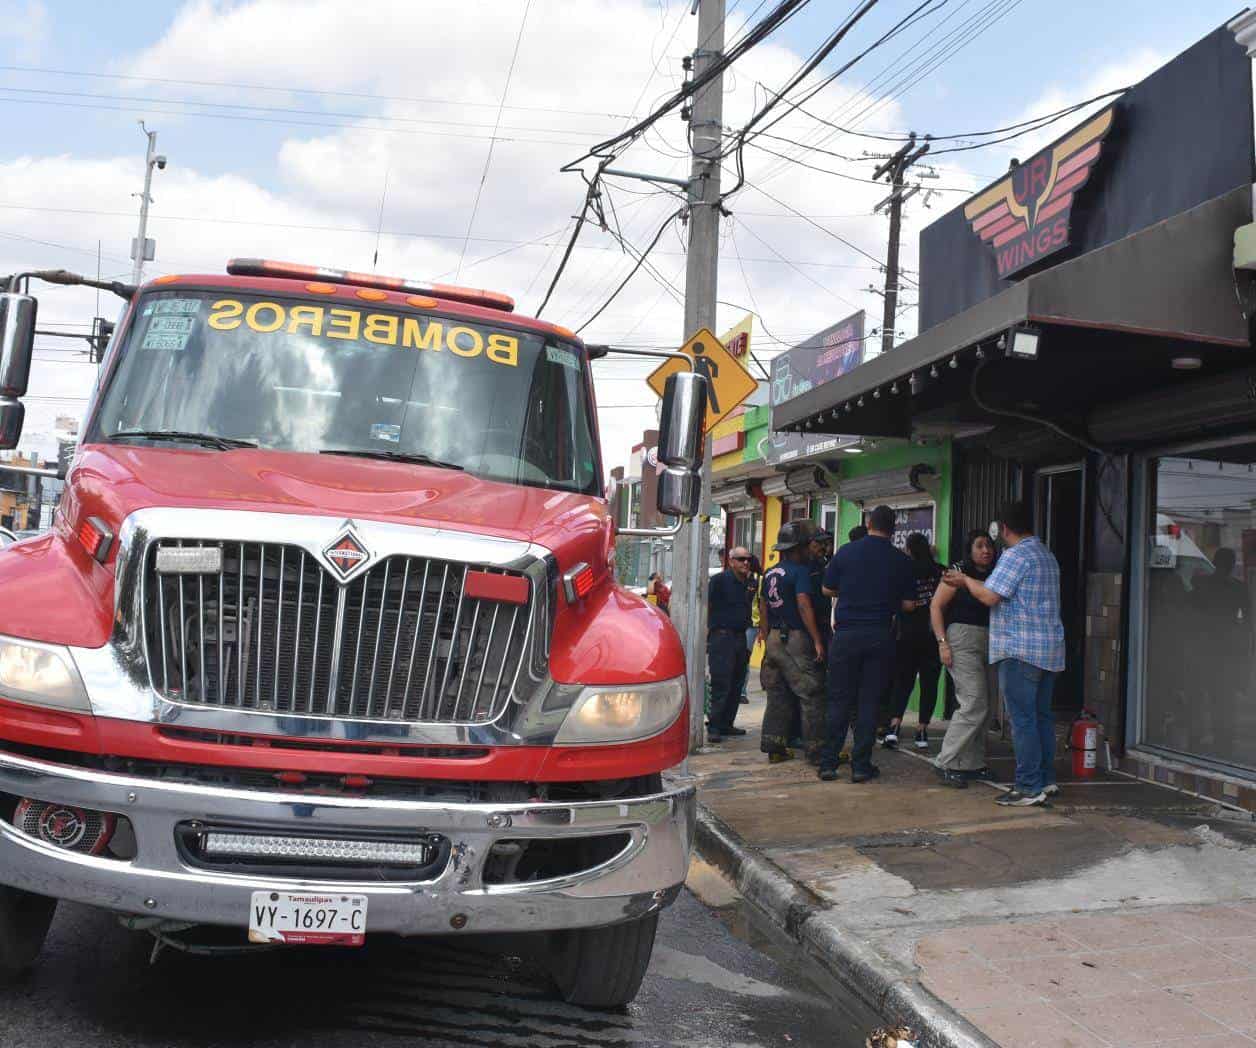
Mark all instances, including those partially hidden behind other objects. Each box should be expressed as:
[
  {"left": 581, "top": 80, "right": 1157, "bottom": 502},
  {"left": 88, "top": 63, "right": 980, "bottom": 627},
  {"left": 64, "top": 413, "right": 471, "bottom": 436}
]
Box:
[{"left": 694, "top": 804, "right": 999, "bottom": 1048}]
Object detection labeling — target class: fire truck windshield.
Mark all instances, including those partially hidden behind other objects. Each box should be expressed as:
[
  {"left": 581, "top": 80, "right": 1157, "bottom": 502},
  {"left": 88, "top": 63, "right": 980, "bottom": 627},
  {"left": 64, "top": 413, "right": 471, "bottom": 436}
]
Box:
[{"left": 87, "top": 290, "right": 601, "bottom": 495}]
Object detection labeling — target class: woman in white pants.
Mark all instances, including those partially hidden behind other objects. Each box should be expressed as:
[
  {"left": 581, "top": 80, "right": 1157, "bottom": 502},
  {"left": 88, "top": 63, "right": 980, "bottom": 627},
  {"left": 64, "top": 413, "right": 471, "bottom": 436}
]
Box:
[{"left": 930, "top": 530, "right": 999, "bottom": 787}]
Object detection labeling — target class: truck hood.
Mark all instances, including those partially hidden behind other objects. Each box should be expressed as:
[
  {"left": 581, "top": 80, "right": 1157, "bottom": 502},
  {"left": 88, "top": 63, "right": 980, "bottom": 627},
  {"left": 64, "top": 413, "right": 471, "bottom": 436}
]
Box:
[{"left": 69, "top": 444, "right": 608, "bottom": 552}]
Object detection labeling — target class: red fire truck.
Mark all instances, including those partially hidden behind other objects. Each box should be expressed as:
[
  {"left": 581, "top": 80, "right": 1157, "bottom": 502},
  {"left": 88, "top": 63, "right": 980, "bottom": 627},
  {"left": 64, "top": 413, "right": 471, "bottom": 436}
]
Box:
[{"left": 0, "top": 259, "right": 706, "bottom": 1007}]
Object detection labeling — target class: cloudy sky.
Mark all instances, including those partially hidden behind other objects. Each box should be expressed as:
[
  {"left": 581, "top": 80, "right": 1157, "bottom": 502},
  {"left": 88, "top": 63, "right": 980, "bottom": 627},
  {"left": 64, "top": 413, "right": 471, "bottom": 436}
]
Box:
[{"left": 0, "top": 0, "right": 1240, "bottom": 466}]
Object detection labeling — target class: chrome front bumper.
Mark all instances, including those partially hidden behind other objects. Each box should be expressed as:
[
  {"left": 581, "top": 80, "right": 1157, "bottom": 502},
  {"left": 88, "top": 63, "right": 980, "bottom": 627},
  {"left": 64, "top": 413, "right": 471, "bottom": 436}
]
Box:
[{"left": 0, "top": 749, "right": 695, "bottom": 935}]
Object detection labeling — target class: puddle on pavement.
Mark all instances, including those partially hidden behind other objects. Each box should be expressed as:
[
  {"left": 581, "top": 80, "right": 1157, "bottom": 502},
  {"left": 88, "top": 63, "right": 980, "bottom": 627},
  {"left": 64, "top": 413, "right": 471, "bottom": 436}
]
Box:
[{"left": 686, "top": 859, "right": 886, "bottom": 1047}]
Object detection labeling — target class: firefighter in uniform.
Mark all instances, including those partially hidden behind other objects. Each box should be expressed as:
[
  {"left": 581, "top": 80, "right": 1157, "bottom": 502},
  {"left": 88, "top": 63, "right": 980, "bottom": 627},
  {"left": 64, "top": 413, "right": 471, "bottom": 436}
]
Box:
[{"left": 758, "top": 522, "right": 828, "bottom": 764}]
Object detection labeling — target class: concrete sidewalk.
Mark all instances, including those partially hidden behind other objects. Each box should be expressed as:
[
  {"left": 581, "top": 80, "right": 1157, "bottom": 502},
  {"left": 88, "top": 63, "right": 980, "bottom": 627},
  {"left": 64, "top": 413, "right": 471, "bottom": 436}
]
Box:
[{"left": 690, "top": 686, "right": 1256, "bottom": 1048}]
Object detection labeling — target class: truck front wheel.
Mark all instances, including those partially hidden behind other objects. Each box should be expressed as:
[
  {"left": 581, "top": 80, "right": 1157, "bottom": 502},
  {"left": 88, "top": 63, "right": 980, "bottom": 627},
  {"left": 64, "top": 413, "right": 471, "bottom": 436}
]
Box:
[
  {"left": 551, "top": 911, "right": 659, "bottom": 1008},
  {"left": 0, "top": 886, "right": 56, "bottom": 981}
]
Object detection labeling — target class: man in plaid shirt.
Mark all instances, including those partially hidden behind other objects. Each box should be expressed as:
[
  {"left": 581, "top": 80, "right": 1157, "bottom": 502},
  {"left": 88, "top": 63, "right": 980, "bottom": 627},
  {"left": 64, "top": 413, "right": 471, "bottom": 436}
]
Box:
[{"left": 942, "top": 501, "right": 1064, "bottom": 806}]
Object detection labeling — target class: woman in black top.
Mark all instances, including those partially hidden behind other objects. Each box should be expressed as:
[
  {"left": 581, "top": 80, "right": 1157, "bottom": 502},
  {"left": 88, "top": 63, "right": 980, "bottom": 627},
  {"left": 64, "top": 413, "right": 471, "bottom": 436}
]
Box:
[
  {"left": 931, "top": 530, "right": 999, "bottom": 784},
  {"left": 888, "top": 533, "right": 945, "bottom": 749}
]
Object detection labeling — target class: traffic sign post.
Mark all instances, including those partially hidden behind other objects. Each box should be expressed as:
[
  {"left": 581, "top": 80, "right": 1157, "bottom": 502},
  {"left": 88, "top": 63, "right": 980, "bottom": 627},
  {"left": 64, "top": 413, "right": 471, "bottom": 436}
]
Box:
[{"left": 646, "top": 327, "right": 758, "bottom": 432}]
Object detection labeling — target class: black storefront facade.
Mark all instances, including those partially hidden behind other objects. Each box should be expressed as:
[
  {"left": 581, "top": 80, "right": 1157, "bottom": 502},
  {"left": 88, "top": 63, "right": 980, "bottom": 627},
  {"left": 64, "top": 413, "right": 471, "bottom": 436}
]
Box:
[{"left": 776, "top": 19, "right": 1256, "bottom": 811}]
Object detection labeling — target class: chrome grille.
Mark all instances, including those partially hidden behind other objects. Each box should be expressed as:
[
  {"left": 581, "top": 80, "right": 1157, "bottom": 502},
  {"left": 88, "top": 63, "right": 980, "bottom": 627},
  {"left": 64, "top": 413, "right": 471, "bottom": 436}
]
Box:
[{"left": 142, "top": 540, "right": 542, "bottom": 724}]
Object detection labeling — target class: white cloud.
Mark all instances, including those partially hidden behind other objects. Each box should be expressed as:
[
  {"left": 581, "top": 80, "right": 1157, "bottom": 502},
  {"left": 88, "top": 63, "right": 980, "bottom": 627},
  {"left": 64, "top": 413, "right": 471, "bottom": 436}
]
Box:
[
  {"left": 0, "top": 0, "right": 1002, "bottom": 474},
  {"left": 0, "top": 1, "right": 48, "bottom": 63}
]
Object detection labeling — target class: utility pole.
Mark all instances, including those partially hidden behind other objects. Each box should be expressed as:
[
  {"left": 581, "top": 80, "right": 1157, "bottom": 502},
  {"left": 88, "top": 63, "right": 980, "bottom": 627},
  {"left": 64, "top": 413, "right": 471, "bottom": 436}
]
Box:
[
  {"left": 131, "top": 123, "right": 166, "bottom": 286},
  {"left": 671, "top": 0, "right": 725, "bottom": 753},
  {"left": 873, "top": 134, "right": 929, "bottom": 355},
  {"left": 596, "top": 0, "right": 726, "bottom": 753}
]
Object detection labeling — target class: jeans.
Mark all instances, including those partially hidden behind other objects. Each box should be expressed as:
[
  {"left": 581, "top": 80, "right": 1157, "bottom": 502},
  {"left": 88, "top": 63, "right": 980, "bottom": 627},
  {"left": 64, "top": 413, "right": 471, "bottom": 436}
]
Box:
[
  {"left": 998, "top": 658, "right": 1058, "bottom": 795},
  {"left": 707, "top": 630, "right": 749, "bottom": 734},
  {"left": 822, "top": 625, "right": 895, "bottom": 773}
]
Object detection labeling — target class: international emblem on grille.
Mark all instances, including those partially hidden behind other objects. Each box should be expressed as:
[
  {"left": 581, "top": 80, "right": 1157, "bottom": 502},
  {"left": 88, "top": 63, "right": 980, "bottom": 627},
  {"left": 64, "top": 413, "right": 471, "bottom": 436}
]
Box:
[
  {"left": 40, "top": 806, "right": 87, "bottom": 848},
  {"left": 324, "top": 529, "right": 370, "bottom": 579}
]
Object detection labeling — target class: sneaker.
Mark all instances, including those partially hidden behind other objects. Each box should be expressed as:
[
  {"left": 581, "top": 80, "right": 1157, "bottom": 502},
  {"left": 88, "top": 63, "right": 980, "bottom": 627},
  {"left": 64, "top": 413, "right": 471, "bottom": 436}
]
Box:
[
  {"left": 768, "top": 751, "right": 794, "bottom": 765},
  {"left": 915, "top": 728, "right": 929, "bottom": 749},
  {"left": 995, "top": 789, "right": 1046, "bottom": 807},
  {"left": 851, "top": 765, "right": 881, "bottom": 783},
  {"left": 817, "top": 767, "right": 839, "bottom": 782},
  {"left": 934, "top": 766, "right": 968, "bottom": 789},
  {"left": 962, "top": 767, "right": 996, "bottom": 781},
  {"left": 882, "top": 731, "right": 898, "bottom": 750},
  {"left": 1043, "top": 783, "right": 1060, "bottom": 796},
  {"left": 723, "top": 726, "right": 748, "bottom": 737}
]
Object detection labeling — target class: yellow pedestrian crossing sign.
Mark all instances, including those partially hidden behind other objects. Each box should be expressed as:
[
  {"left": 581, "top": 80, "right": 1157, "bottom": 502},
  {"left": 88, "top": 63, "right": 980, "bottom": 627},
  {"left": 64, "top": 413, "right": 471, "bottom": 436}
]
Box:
[{"left": 646, "top": 327, "right": 758, "bottom": 432}]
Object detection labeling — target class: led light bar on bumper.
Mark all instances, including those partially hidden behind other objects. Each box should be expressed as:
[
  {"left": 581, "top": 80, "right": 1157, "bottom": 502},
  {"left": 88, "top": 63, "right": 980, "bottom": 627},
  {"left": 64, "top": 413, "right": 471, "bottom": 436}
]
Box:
[
  {"left": 0, "top": 636, "right": 89, "bottom": 711},
  {"left": 554, "top": 677, "right": 686, "bottom": 745},
  {"left": 201, "top": 833, "right": 434, "bottom": 866}
]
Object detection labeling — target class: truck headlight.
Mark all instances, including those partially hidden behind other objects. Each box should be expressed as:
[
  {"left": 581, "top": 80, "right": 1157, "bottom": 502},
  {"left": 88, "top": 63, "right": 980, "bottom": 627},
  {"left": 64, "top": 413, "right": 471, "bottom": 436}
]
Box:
[
  {"left": 0, "top": 638, "right": 90, "bottom": 712},
  {"left": 554, "top": 677, "right": 685, "bottom": 744}
]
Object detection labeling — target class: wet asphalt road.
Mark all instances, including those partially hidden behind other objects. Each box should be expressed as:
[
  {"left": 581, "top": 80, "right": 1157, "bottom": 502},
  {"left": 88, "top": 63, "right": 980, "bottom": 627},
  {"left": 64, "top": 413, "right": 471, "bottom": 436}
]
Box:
[{"left": 0, "top": 889, "right": 873, "bottom": 1048}]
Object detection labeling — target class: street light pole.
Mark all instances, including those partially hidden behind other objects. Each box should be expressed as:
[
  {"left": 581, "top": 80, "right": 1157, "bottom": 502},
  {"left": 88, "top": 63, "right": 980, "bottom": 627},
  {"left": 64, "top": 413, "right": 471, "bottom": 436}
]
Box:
[
  {"left": 131, "top": 123, "right": 165, "bottom": 286},
  {"left": 673, "top": 0, "right": 725, "bottom": 752}
]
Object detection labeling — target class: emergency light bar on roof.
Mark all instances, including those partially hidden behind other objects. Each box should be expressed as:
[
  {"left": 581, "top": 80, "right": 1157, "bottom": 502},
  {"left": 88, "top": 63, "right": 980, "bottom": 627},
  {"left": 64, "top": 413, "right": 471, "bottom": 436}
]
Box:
[{"left": 225, "top": 258, "right": 516, "bottom": 313}]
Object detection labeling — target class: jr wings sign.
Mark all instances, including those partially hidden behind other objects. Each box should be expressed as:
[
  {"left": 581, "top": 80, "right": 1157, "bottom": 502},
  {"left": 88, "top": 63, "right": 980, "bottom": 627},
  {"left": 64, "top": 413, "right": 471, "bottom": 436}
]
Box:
[{"left": 964, "top": 107, "right": 1115, "bottom": 279}]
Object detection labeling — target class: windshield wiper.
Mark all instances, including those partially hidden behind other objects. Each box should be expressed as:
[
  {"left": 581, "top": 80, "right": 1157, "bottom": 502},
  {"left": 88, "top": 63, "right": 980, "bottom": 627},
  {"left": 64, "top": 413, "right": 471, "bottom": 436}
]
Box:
[
  {"left": 319, "top": 448, "right": 465, "bottom": 471},
  {"left": 110, "top": 430, "right": 258, "bottom": 450}
]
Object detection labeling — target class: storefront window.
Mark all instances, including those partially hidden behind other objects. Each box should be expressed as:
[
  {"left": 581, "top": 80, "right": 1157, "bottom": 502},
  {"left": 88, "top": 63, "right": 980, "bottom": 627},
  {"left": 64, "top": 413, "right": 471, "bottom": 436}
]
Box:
[
  {"left": 1144, "top": 449, "right": 1256, "bottom": 772},
  {"left": 731, "top": 510, "right": 763, "bottom": 564}
]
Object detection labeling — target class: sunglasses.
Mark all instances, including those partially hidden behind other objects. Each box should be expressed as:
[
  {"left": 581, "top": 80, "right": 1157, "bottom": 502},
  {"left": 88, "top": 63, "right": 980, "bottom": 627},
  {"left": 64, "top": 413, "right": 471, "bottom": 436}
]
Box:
[{"left": 730, "top": 555, "right": 751, "bottom": 562}]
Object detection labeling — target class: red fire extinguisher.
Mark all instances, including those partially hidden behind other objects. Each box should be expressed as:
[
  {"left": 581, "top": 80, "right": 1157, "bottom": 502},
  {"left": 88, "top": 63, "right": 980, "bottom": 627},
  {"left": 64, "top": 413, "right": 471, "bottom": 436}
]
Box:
[{"left": 1070, "top": 710, "right": 1103, "bottom": 779}]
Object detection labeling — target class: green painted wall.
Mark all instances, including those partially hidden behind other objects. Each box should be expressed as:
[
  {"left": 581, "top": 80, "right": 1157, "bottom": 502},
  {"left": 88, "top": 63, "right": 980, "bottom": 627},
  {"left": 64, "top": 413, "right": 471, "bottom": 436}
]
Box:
[
  {"left": 741, "top": 405, "right": 770, "bottom": 463},
  {"left": 834, "top": 439, "right": 954, "bottom": 722},
  {"left": 834, "top": 439, "right": 953, "bottom": 561}
]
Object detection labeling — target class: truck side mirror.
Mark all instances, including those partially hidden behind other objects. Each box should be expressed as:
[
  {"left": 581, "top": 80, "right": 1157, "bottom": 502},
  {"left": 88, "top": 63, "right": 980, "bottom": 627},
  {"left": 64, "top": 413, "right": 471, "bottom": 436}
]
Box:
[
  {"left": 657, "top": 371, "right": 706, "bottom": 470},
  {"left": 656, "top": 371, "right": 707, "bottom": 519},
  {"left": 0, "top": 293, "right": 36, "bottom": 451},
  {"left": 657, "top": 466, "right": 700, "bottom": 518}
]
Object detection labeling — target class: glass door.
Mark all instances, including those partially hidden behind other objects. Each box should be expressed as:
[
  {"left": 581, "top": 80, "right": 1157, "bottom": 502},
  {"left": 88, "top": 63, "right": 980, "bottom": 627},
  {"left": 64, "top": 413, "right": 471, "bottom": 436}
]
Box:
[
  {"left": 1141, "top": 445, "right": 1256, "bottom": 773},
  {"left": 1036, "top": 465, "right": 1085, "bottom": 711}
]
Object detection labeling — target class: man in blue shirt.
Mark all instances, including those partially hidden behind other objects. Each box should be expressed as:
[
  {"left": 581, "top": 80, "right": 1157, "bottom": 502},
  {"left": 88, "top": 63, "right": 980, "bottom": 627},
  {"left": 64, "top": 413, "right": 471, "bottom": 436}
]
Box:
[
  {"left": 758, "top": 522, "right": 827, "bottom": 764},
  {"left": 818, "top": 505, "right": 917, "bottom": 782},
  {"left": 707, "top": 546, "right": 754, "bottom": 743},
  {"left": 942, "top": 500, "right": 1065, "bottom": 807}
]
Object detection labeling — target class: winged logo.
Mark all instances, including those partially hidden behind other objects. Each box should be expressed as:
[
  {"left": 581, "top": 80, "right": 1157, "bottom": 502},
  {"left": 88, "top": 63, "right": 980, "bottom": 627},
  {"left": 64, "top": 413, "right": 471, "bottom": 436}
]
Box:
[{"left": 964, "top": 107, "right": 1115, "bottom": 279}]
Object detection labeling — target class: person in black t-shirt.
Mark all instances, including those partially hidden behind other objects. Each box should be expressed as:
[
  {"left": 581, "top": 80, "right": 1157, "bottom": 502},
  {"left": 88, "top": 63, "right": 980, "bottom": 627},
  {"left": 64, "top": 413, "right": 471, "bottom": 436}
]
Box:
[
  {"left": 931, "top": 530, "right": 1000, "bottom": 785},
  {"left": 889, "top": 533, "right": 946, "bottom": 751},
  {"left": 707, "top": 547, "right": 754, "bottom": 742},
  {"left": 818, "top": 506, "right": 917, "bottom": 781},
  {"left": 758, "top": 523, "right": 827, "bottom": 764}
]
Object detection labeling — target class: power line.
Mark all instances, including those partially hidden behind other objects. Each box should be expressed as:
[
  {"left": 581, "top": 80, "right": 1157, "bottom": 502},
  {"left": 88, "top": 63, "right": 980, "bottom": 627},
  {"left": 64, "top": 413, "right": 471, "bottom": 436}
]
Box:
[
  {"left": 574, "top": 207, "right": 684, "bottom": 333},
  {"left": 738, "top": 181, "right": 916, "bottom": 287},
  {"left": 752, "top": 0, "right": 1022, "bottom": 186},
  {"left": 797, "top": 86, "right": 1127, "bottom": 145},
  {"left": 562, "top": 0, "right": 813, "bottom": 171},
  {"left": 0, "top": 93, "right": 594, "bottom": 147},
  {"left": 0, "top": 63, "right": 631, "bottom": 119},
  {"left": 731, "top": 215, "right": 863, "bottom": 311},
  {"left": 454, "top": 0, "right": 532, "bottom": 280}
]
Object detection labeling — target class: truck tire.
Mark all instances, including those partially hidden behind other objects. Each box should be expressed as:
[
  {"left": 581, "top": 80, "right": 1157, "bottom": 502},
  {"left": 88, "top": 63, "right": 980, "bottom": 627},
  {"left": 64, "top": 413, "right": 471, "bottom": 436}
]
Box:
[
  {"left": 551, "top": 911, "right": 658, "bottom": 1008},
  {"left": 0, "top": 886, "right": 56, "bottom": 981}
]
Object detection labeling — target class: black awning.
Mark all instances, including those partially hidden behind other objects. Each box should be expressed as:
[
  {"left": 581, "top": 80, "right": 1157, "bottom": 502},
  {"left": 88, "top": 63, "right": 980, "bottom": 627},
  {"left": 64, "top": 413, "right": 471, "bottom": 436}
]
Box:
[{"left": 774, "top": 185, "right": 1252, "bottom": 438}]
